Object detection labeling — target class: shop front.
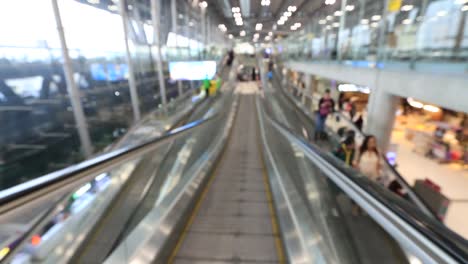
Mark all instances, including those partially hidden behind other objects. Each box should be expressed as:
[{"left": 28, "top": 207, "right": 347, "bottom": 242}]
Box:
[{"left": 393, "top": 97, "right": 467, "bottom": 167}]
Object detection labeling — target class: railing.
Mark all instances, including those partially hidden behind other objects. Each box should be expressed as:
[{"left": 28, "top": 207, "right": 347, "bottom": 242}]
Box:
[{"left": 257, "top": 94, "right": 468, "bottom": 264}]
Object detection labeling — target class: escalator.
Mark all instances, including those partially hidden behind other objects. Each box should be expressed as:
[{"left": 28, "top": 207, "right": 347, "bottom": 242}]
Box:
[
  {"left": 0, "top": 63, "right": 466, "bottom": 264},
  {"left": 169, "top": 89, "right": 284, "bottom": 263}
]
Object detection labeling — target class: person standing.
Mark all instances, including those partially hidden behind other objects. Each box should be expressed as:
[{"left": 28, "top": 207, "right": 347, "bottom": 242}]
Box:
[
  {"left": 314, "top": 89, "right": 335, "bottom": 140},
  {"left": 333, "top": 135, "right": 356, "bottom": 166},
  {"left": 355, "top": 135, "right": 383, "bottom": 184}
]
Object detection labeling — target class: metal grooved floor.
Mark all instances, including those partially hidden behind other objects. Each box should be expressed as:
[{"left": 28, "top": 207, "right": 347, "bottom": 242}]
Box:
[{"left": 173, "top": 92, "right": 280, "bottom": 263}]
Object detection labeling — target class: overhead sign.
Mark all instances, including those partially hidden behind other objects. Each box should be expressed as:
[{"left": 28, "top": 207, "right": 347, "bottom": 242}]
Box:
[{"left": 169, "top": 61, "right": 217, "bottom": 81}]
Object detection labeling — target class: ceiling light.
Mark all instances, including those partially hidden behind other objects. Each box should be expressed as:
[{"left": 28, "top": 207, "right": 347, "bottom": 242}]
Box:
[
  {"left": 288, "top": 6, "right": 297, "bottom": 12},
  {"left": 326, "top": 15, "right": 333, "bottom": 21},
  {"left": 277, "top": 20, "right": 285, "bottom": 25},
  {"left": 236, "top": 21, "right": 243, "bottom": 26},
  {"left": 437, "top": 10, "right": 447, "bottom": 16},
  {"left": 234, "top": 13, "right": 242, "bottom": 18},
  {"left": 265, "top": 36, "right": 271, "bottom": 41},
  {"left": 334, "top": 10, "right": 343, "bottom": 16},
  {"left": 294, "top": 23, "right": 302, "bottom": 28},
  {"left": 319, "top": 19, "right": 326, "bottom": 25},
  {"left": 402, "top": 19, "right": 412, "bottom": 25},
  {"left": 463, "top": 5, "right": 468, "bottom": 11},
  {"left": 232, "top": 7, "right": 240, "bottom": 13},
  {"left": 401, "top": 5, "right": 413, "bottom": 11},
  {"left": 228, "top": 34, "right": 233, "bottom": 39},
  {"left": 128, "top": 4, "right": 133, "bottom": 10},
  {"left": 370, "top": 22, "right": 379, "bottom": 27},
  {"left": 361, "top": 19, "right": 369, "bottom": 25},
  {"left": 332, "top": 22, "right": 339, "bottom": 27},
  {"left": 345, "top": 5, "right": 355, "bottom": 11},
  {"left": 268, "top": 32, "right": 273, "bottom": 36},
  {"left": 284, "top": 11, "right": 292, "bottom": 17},
  {"left": 256, "top": 23, "right": 263, "bottom": 31},
  {"left": 291, "top": 25, "right": 297, "bottom": 30},
  {"left": 325, "top": 0, "right": 336, "bottom": 5},
  {"left": 372, "top": 15, "right": 381, "bottom": 21},
  {"left": 326, "top": 25, "right": 332, "bottom": 30},
  {"left": 240, "top": 30, "right": 246, "bottom": 36},
  {"left": 108, "top": 5, "right": 118, "bottom": 11},
  {"left": 423, "top": 105, "right": 440, "bottom": 113},
  {"left": 178, "top": 14, "right": 184, "bottom": 19},
  {"left": 254, "top": 33, "right": 259, "bottom": 38},
  {"left": 199, "top": 1, "right": 208, "bottom": 8},
  {"left": 189, "top": 21, "right": 194, "bottom": 27},
  {"left": 261, "top": 0, "right": 271, "bottom": 6},
  {"left": 87, "top": 0, "right": 100, "bottom": 4}
]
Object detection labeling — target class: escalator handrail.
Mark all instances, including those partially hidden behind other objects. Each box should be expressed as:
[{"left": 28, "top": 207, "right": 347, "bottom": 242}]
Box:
[
  {"left": 0, "top": 112, "right": 220, "bottom": 214},
  {"left": 271, "top": 68, "right": 438, "bottom": 220},
  {"left": 260, "top": 103, "right": 468, "bottom": 263}
]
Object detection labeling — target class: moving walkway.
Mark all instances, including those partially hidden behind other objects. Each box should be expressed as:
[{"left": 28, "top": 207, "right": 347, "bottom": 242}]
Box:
[{"left": 0, "top": 66, "right": 465, "bottom": 264}]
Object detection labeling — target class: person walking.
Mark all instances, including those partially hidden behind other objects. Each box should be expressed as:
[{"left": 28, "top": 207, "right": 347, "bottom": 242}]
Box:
[{"left": 314, "top": 89, "right": 335, "bottom": 140}]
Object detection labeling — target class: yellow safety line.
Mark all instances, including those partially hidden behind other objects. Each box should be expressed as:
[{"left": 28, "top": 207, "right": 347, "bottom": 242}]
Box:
[
  {"left": 167, "top": 153, "right": 224, "bottom": 263},
  {"left": 255, "top": 96, "right": 286, "bottom": 264},
  {"left": 258, "top": 138, "right": 287, "bottom": 264},
  {"left": 167, "top": 97, "right": 239, "bottom": 263}
]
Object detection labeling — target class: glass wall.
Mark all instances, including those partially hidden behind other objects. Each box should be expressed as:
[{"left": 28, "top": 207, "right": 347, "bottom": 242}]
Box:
[
  {"left": 278, "top": 0, "right": 468, "bottom": 71},
  {"left": 59, "top": 0, "right": 132, "bottom": 153},
  {"left": 0, "top": 0, "right": 78, "bottom": 187},
  {"left": 0, "top": 0, "right": 229, "bottom": 190}
]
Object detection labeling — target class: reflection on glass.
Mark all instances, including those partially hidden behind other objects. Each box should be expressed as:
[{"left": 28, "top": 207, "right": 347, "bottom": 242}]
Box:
[{"left": 278, "top": 0, "right": 468, "bottom": 71}]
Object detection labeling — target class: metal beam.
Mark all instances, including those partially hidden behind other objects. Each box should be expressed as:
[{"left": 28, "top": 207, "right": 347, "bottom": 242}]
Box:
[
  {"left": 171, "top": 0, "right": 183, "bottom": 97},
  {"left": 119, "top": 0, "right": 142, "bottom": 122},
  {"left": 52, "top": 0, "right": 93, "bottom": 158},
  {"left": 151, "top": 0, "right": 168, "bottom": 109},
  {"left": 240, "top": 0, "right": 250, "bottom": 17}
]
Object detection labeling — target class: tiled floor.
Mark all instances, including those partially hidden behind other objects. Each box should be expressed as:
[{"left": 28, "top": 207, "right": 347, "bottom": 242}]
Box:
[
  {"left": 173, "top": 87, "right": 281, "bottom": 263},
  {"left": 391, "top": 130, "right": 468, "bottom": 239}
]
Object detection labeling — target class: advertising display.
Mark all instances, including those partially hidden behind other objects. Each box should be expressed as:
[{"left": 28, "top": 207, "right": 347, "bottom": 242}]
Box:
[
  {"left": 169, "top": 61, "right": 217, "bottom": 81},
  {"left": 91, "top": 63, "right": 128, "bottom": 81}
]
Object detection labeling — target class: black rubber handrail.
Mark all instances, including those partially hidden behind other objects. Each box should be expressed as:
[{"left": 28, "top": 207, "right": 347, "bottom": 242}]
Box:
[
  {"left": 0, "top": 56, "right": 233, "bottom": 214},
  {"left": 0, "top": 113, "right": 219, "bottom": 212},
  {"left": 259, "top": 99, "right": 468, "bottom": 263}
]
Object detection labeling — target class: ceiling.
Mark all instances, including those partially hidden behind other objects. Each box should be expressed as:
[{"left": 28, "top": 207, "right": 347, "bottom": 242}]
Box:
[{"left": 210, "top": 0, "right": 327, "bottom": 41}]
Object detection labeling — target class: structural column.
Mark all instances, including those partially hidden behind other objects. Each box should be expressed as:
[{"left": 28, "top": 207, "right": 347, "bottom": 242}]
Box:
[
  {"left": 119, "top": 0, "right": 141, "bottom": 122},
  {"left": 302, "top": 74, "right": 315, "bottom": 107},
  {"left": 151, "top": 0, "right": 168, "bottom": 109},
  {"left": 52, "top": 0, "right": 93, "bottom": 158},
  {"left": 366, "top": 82, "right": 399, "bottom": 152},
  {"left": 200, "top": 6, "right": 207, "bottom": 59},
  {"left": 171, "top": 0, "right": 183, "bottom": 97},
  {"left": 337, "top": 0, "right": 347, "bottom": 61},
  {"left": 117, "top": 0, "right": 142, "bottom": 122}
]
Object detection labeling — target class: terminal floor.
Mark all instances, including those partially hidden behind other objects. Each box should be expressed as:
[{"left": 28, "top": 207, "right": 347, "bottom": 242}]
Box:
[{"left": 391, "top": 130, "right": 468, "bottom": 239}]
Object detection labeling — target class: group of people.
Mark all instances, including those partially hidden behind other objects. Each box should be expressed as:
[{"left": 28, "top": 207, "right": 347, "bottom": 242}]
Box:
[{"left": 314, "top": 89, "right": 384, "bottom": 184}]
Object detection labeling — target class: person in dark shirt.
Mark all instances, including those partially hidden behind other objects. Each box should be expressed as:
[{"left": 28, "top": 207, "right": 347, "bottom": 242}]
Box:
[{"left": 314, "top": 89, "right": 335, "bottom": 140}]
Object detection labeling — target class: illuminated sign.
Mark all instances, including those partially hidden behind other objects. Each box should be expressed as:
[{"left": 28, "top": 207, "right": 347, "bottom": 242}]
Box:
[{"left": 169, "top": 61, "right": 217, "bottom": 81}]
